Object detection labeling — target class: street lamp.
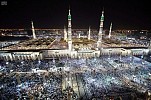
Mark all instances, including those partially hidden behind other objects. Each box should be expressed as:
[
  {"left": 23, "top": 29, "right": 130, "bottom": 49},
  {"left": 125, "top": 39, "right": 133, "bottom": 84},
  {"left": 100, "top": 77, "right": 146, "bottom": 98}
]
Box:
[
  {"left": 108, "top": 49, "right": 112, "bottom": 60},
  {"left": 141, "top": 51, "right": 145, "bottom": 66},
  {"left": 130, "top": 50, "right": 134, "bottom": 65},
  {"left": 119, "top": 52, "right": 122, "bottom": 62},
  {"left": 6, "top": 61, "right": 9, "bottom": 65}
]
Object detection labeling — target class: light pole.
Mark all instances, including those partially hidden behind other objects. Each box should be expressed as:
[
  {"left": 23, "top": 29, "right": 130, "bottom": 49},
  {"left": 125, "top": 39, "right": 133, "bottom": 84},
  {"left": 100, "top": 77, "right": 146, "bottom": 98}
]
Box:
[
  {"left": 109, "top": 49, "right": 112, "bottom": 60},
  {"left": 141, "top": 51, "right": 145, "bottom": 66},
  {"left": 130, "top": 50, "right": 134, "bottom": 65},
  {"left": 119, "top": 51, "right": 122, "bottom": 62}
]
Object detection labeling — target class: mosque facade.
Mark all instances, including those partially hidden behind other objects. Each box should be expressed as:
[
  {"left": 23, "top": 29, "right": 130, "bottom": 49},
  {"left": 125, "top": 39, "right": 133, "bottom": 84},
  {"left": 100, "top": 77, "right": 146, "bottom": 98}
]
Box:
[{"left": 0, "top": 8, "right": 149, "bottom": 61}]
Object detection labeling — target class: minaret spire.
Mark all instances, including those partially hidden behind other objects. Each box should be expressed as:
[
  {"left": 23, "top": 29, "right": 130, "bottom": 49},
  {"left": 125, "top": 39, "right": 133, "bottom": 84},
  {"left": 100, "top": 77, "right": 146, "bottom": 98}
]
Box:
[
  {"left": 97, "top": 9, "right": 104, "bottom": 48},
  {"left": 69, "top": 6, "right": 71, "bottom": 16},
  {"left": 68, "top": 7, "right": 72, "bottom": 51},
  {"left": 78, "top": 33, "right": 81, "bottom": 38},
  {"left": 31, "top": 21, "right": 36, "bottom": 39},
  {"left": 68, "top": 7, "right": 72, "bottom": 41},
  {"left": 88, "top": 26, "right": 91, "bottom": 40},
  {"left": 108, "top": 22, "right": 112, "bottom": 38}
]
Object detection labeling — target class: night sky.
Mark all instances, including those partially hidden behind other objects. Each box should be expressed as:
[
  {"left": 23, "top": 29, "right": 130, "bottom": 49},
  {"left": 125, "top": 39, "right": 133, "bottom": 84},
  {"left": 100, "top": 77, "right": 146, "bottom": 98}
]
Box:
[{"left": 0, "top": 0, "right": 151, "bottom": 30}]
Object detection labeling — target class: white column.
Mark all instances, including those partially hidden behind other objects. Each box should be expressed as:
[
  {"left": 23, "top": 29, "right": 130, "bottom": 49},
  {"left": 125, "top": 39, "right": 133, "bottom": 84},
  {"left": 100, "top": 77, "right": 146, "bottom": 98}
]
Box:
[
  {"left": 108, "top": 22, "right": 112, "bottom": 38},
  {"left": 31, "top": 21, "right": 36, "bottom": 39},
  {"left": 88, "top": 26, "right": 91, "bottom": 40}
]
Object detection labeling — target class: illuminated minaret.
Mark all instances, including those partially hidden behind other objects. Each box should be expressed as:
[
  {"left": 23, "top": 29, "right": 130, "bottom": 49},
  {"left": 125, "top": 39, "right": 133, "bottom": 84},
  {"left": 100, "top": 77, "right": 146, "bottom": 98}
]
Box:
[
  {"left": 68, "top": 8, "right": 72, "bottom": 51},
  {"left": 108, "top": 22, "right": 112, "bottom": 38},
  {"left": 78, "top": 33, "right": 81, "bottom": 38},
  {"left": 64, "top": 26, "right": 67, "bottom": 41},
  {"left": 97, "top": 10, "right": 104, "bottom": 48},
  {"left": 88, "top": 26, "right": 91, "bottom": 40},
  {"left": 31, "top": 21, "right": 36, "bottom": 39}
]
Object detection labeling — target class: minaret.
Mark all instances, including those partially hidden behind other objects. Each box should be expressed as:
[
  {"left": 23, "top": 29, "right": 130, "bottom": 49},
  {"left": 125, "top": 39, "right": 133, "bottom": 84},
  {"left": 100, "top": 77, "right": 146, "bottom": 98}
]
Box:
[
  {"left": 64, "top": 26, "right": 67, "bottom": 41},
  {"left": 97, "top": 10, "right": 104, "bottom": 48},
  {"left": 68, "top": 8, "right": 72, "bottom": 51},
  {"left": 88, "top": 26, "right": 91, "bottom": 40},
  {"left": 31, "top": 21, "right": 36, "bottom": 39},
  {"left": 108, "top": 22, "right": 112, "bottom": 38},
  {"left": 78, "top": 33, "right": 81, "bottom": 38}
]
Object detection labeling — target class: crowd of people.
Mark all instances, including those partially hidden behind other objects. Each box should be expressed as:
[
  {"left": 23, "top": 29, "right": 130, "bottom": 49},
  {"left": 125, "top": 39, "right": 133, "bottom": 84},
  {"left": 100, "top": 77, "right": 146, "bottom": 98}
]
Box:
[
  {"left": 0, "top": 54, "right": 151, "bottom": 99},
  {"left": 0, "top": 71, "right": 64, "bottom": 99}
]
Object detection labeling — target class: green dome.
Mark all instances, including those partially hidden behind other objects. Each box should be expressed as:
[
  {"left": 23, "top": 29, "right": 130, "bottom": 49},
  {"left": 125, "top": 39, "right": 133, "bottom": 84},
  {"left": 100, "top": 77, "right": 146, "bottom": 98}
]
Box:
[
  {"left": 100, "top": 16, "right": 104, "bottom": 21},
  {"left": 68, "top": 15, "right": 71, "bottom": 19}
]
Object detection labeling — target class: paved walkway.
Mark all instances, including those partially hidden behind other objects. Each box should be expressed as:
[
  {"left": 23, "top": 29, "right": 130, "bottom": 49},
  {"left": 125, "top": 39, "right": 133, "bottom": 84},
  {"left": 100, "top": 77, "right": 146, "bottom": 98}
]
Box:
[{"left": 76, "top": 73, "right": 87, "bottom": 99}]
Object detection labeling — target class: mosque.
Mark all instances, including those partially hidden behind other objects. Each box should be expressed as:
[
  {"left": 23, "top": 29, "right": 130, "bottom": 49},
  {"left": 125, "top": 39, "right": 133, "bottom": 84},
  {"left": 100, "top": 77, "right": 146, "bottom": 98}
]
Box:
[
  {"left": 44, "top": 8, "right": 103, "bottom": 59},
  {"left": 0, "top": 8, "right": 149, "bottom": 61}
]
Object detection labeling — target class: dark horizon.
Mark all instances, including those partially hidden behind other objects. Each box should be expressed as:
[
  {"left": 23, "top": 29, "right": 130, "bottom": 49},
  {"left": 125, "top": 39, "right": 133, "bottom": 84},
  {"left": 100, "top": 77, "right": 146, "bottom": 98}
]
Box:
[{"left": 0, "top": 0, "right": 151, "bottom": 30}]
